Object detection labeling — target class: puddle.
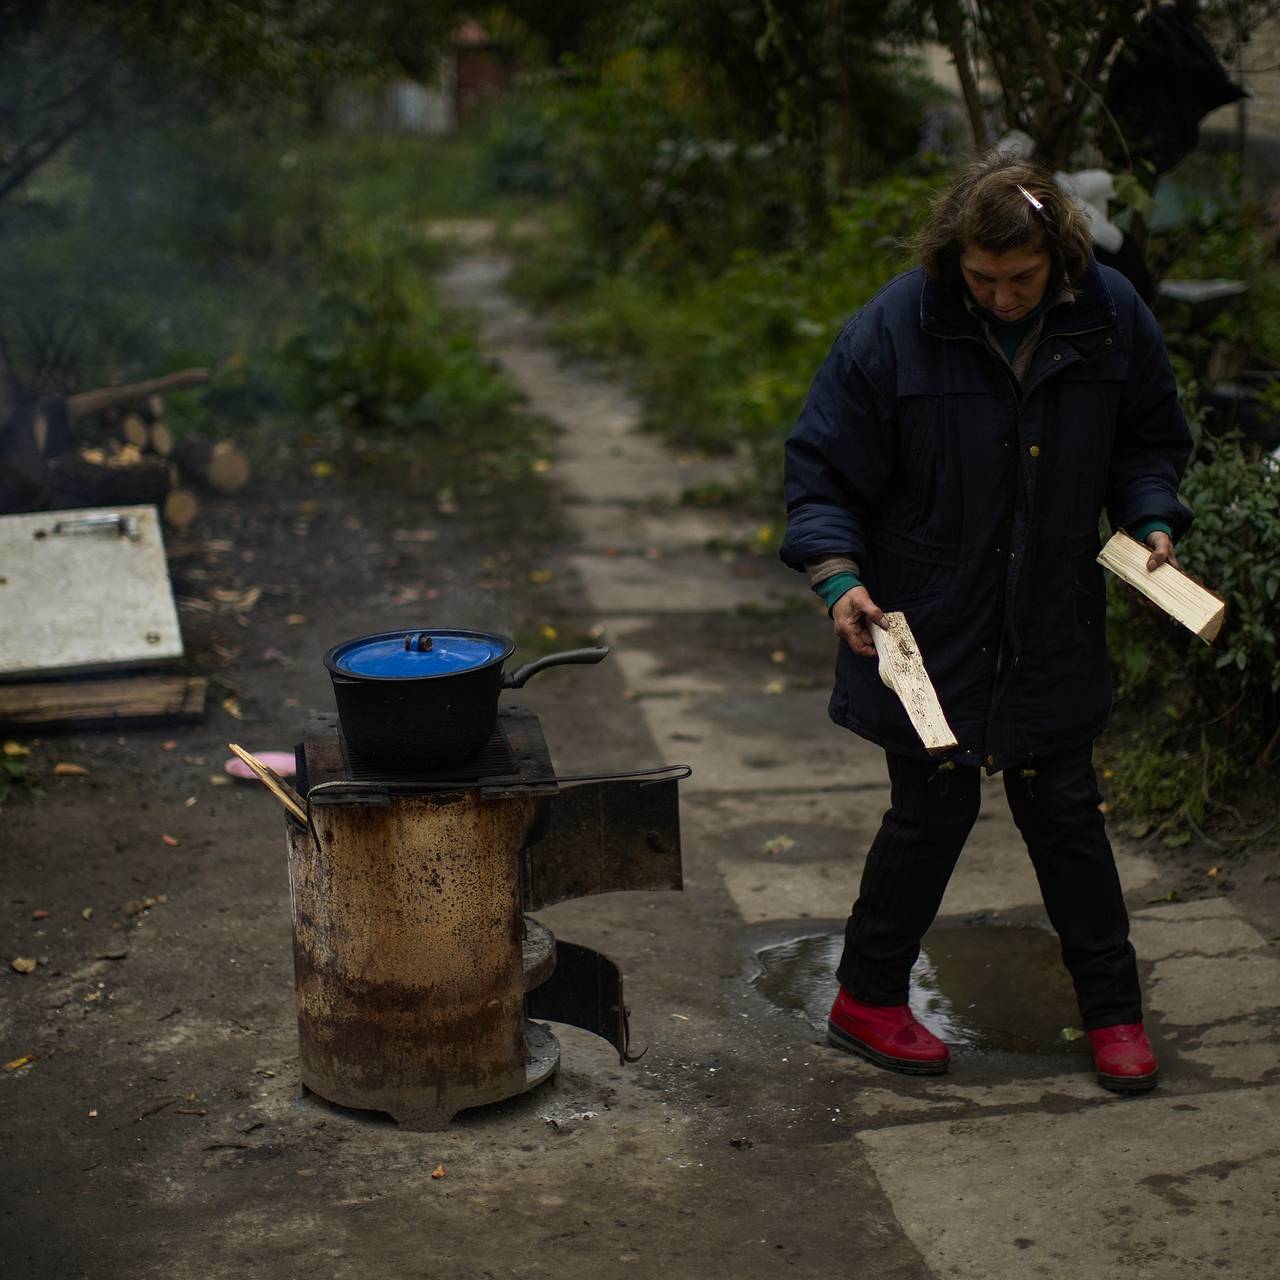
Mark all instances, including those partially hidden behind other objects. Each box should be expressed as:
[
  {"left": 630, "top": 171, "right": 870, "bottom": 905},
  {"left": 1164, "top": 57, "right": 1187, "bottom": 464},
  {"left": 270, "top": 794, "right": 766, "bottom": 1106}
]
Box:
[{"left": 752, "top": 925, "right": 1087, "bottom": 1055}]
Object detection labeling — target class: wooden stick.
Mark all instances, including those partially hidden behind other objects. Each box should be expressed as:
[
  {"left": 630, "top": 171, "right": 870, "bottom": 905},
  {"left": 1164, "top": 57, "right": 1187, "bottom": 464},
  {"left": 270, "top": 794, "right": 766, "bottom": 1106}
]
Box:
[
  {"left": 873, "top": 612, "right": 958, "bottom": 754},
  {"left": 66, "top": 368, "right": 211, "bottom": 419},
  {"left": 1097, "top": 530, "right": 1225, "bottom": 644},
  {"left": 227, "top": 743, "right": 307, "bottom": 824}
]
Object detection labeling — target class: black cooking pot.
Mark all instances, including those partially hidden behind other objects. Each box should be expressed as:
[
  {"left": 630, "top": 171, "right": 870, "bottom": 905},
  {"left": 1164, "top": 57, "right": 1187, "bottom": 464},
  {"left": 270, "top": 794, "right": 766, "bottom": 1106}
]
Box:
[{"left": 323, "top": 628, "right": 610, "bottom": 769}]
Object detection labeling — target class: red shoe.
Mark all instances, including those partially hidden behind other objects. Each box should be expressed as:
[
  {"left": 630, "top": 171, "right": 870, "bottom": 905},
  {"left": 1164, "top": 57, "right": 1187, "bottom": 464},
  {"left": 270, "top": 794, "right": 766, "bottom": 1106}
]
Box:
[
  {"left": 826, "top": 987, "right": 950, "bottom": 1075},
  {"left": 1087, "top": 1023, "right": 1159, "bottom": 1093}
]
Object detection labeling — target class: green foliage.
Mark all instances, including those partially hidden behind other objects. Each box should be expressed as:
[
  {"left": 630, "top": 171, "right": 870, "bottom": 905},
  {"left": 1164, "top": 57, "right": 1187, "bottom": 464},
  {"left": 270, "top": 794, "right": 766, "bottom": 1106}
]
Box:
[
  {"left": 1105, "top": 435, "right": 1280, "bottom": 821},
  {"left": 513, "top": 170, "right": 939, "bottom": 499}
]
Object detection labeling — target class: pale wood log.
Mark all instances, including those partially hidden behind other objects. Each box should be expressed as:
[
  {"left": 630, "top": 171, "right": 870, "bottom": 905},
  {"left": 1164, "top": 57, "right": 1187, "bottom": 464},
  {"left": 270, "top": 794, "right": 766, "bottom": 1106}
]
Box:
[
  {"left": 121, "top": 412, "right": 149, "bottom": 448},
  {"left": 227, "top": 743, "right": 307, "bottom": 823},
  {"left": 1098, "top": 531, "right": 1226, "bottom": 644},
  {"left": 162, "top": 487, "right": 199, "bottom": 530},
  {"left": 0, "top": 675, "right": 206, "bottom": 729},
  {"left": 172, "top": 434, "right": 250, "bottom": 495},
  {"left": 149, "top": 420, "right": 174, "bottom": 456},
  {"left": 873, "top": 611, "right": 958, "bottom": 754},
  {"left": 65, "top": 368, "right": 211, "bottom": 420}
]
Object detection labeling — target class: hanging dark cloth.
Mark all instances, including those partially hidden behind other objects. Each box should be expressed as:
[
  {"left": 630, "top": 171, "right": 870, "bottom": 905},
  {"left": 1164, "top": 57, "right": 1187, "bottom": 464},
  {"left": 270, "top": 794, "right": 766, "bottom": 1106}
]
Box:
[{"left": 1106, "top": 4, "right": 1245, "bottom": 176}]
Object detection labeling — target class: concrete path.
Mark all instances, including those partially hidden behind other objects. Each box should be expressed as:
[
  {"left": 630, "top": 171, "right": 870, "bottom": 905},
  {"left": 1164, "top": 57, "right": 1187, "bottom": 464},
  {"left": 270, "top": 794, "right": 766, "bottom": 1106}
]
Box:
[{"left": 439, "top": 248, "right": 1280, "bottom": 1280}]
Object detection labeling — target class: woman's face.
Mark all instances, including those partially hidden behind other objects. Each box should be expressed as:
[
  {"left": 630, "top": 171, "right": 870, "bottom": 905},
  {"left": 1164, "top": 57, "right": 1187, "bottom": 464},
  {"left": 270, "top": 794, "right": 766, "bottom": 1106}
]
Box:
[{"left": 959, "top": 244, "right": 1052, "bottom": 320}]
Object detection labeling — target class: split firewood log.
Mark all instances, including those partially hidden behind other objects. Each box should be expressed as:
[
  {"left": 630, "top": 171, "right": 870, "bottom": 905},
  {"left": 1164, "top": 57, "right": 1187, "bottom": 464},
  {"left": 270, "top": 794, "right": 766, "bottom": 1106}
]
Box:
[
  {"left": 162, "top": 487, "right": 199, "bottom": 530},
  {"left": 121, "top": 412, "right": 149, "bottom": 449},
  {"left": 872, "top": 612, "right": 958, "bottom": 754},
  {"left": 172, "top": 434, "right": 250, "bottom": 495},
  {"left": 149, "top": 421, "right": 174, "bottom": 457}
]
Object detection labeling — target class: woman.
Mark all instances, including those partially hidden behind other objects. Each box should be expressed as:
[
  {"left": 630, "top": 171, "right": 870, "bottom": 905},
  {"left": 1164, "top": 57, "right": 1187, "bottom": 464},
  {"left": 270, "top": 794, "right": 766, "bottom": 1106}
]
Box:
[{"left": 780, "top": 153, "right": 1192, "bottom": 1092}]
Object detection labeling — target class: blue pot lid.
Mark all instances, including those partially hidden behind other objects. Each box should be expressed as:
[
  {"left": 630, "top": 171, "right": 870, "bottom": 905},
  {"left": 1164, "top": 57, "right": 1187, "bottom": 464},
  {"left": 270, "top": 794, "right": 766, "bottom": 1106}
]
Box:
[{"left": 328, "top": 630, "right": 512, "bottom": 679}]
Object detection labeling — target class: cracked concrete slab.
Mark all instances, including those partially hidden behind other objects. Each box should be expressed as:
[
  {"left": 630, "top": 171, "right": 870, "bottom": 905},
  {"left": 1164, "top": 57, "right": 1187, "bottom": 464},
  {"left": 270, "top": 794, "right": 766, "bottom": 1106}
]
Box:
[
  {"left": 858, "top": 1089, "right": 1280, "bottom": 1280},
  {"left": 1149, "top": 952, "right": 1280, "bottom": 1024}
]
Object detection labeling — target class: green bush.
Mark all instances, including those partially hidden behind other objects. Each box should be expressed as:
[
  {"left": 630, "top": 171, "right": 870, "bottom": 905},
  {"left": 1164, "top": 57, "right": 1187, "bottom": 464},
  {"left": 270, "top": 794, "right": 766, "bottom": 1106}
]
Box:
[{"left": 1105, "top": 434, "right": 1280, "bottom": 824}]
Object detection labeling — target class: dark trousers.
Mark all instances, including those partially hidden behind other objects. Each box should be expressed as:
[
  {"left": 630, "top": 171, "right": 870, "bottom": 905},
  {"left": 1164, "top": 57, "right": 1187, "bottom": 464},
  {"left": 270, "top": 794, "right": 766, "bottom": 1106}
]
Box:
[{"left": 836, "top": 746, "right": 1142, "bottom": 1029}]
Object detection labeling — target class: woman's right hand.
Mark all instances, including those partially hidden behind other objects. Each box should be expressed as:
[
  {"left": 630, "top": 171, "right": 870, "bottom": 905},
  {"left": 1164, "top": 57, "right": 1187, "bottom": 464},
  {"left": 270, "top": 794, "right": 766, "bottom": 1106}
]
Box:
[{"left": 832, "top": 585, "right": 889, "bottom": 658}]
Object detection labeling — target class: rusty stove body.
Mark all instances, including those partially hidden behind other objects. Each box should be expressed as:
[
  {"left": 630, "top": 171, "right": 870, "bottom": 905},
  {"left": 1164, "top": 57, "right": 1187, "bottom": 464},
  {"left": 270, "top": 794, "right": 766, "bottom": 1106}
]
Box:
[{"left": 284, "top": 704, "right": 683, "bottom": 1130}]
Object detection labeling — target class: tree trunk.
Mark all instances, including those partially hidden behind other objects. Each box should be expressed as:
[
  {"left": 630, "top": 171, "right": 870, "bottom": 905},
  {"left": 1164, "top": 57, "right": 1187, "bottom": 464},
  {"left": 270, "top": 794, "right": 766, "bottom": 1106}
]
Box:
[{"left": 932, "top": 0, "right": 989, "bottom": 151}]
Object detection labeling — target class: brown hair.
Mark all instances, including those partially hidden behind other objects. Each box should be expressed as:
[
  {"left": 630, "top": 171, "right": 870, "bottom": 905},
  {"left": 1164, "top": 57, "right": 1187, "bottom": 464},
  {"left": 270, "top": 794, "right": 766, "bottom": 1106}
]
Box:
[{"left": 912, "top": 153, "right": 1095, "bottom": 295}]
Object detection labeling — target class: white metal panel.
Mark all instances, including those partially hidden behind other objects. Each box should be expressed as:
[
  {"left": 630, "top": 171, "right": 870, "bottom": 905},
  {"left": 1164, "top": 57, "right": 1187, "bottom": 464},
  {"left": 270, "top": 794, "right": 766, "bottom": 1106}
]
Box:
[{"left": 0, "top": 505, "right": 184, "bottom": 678}]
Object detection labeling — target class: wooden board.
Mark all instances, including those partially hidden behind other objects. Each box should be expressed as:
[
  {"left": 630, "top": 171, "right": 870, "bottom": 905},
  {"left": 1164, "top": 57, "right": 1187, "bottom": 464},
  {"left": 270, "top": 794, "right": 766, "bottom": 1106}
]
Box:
[
  {"left": 873, "top": 611, "right": 958, "bottom": 754},
  {"left": 1098, "top": 530, "right": 1225, "bottom": 644},
  {"left": 0, "top": 674, "right": 206, "bottom": 730},
  {"left": 0, "top": 505, "right": 183, "bottom": 678}
]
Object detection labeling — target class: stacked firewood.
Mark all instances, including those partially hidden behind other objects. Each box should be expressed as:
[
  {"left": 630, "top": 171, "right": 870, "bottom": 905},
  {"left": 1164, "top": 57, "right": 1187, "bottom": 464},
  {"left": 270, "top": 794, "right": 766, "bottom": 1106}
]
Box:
[{"left": 1, "top": 368, "right": 251, "bottom": 527}]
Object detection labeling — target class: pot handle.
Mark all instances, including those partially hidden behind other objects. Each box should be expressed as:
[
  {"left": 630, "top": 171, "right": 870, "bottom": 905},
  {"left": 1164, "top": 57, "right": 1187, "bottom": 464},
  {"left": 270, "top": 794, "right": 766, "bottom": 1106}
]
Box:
[{"left": 504, "top": 645, "right": 610, "bottom": 689}]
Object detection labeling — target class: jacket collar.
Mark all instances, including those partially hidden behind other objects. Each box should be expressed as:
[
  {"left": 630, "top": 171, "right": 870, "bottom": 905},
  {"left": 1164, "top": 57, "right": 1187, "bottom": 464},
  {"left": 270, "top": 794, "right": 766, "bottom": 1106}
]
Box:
[{"left": 919, "top": 259, "right": 1117, "bottom": 339}]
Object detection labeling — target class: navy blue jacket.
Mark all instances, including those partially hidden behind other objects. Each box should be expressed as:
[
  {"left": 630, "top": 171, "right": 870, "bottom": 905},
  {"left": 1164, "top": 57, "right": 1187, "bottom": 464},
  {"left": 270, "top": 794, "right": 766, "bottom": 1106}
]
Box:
[{"left": 781, "top": 263, "right": 1193, "bottom": 772}]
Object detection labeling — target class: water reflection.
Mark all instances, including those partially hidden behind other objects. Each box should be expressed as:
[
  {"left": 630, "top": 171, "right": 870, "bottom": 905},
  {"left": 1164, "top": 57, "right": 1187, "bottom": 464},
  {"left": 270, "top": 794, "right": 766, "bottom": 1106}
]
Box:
[{"left": 752, "top": 925, "right": 1087, "bottom": 1056}]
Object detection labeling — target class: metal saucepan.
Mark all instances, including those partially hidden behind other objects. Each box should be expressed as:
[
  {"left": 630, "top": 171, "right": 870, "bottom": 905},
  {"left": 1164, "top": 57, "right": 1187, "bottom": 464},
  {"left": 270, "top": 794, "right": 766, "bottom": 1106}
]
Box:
[{"left": 323, "top": 628, "right": 609, "bottom": 769}]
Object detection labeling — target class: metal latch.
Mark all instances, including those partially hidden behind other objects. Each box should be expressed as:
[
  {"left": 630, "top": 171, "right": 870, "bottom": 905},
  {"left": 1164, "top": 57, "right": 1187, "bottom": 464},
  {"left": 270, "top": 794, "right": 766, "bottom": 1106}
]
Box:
[{"left": 49, "top": 513, "right": 141, "bottom": 541}]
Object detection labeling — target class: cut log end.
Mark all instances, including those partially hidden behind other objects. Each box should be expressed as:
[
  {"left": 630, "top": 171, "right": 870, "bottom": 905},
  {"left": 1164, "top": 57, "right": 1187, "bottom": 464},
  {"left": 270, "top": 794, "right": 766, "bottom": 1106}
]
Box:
[{"left": 162, "top": 488, "right": 199, "bottom": 530}]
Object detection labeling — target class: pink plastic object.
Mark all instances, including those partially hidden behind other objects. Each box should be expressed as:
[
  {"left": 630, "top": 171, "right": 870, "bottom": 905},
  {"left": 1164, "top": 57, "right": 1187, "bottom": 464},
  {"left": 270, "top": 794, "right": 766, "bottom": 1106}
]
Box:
[{"left": 224, "top": 750, "right": 296, "bottom": 780}]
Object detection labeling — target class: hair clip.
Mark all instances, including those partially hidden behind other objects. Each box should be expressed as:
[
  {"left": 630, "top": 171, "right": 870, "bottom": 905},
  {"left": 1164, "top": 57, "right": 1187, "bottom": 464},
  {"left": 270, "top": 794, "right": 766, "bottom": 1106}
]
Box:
[{"left": 1017, "top": 184, "right": 1044, "bottom": 212}]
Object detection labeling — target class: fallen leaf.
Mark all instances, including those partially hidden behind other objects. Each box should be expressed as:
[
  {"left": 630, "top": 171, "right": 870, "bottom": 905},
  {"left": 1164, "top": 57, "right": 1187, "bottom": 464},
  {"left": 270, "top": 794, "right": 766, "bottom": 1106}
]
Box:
[
  {"left": 162, "top": 834, "right": 179, "bottom": 847},
  {"left": 3, "top": 1056, "right": 31, "bottom": 1070},
  {"left": 770, "top": 650, "right": 787, "bottom": 664},
  {"left": 184, "top": 796, "right": 198, "bottom": 807},
  {"left": 529, "top": 568, "right": 554, "bottom": 584},
  {"left": 1162, "top": 830, "right": 1190, "bottom": 849},
  {"left": 83, "top": 990, "right": 102, "bottom": 1003},
  {"left": 10, "top": 957, "right": 36, "bottom": 974},
  {"left": 209, "top": 774, "right": 232, "bottom": 787},
  {"left": 2, "top": 741, "right": 30, "bottom": 758},
  {"left": 53, "top": 762, "right": 90, "bottom": 776},
  {"left": 221, "top": 697, "right": 244, "bottom": 720},
  {"left": 763, "top": 680, "right": 786, "bottom": 695},
  {"left": 530, "top": 458, "right": 553, "bottom": 474},
  {"left": 671, "top": 1013, "right": 691, "bottom": 1022},
  {"left": 121, "top": 895, "right": 167, "bottom": 916},
  {"left": 1147, "top": 890, "right": 1181, "bottom": 905},
  {"left": 81, "top": 906, "right": 94, "bottom": 920},
  {"left": 540, "top": 625, "right": 558, "bottom": 641},
  {"left": 311, "top": 460, "right": 334, "bottom": 478},
  {"left": 286, "top": 613, "right": 307, "bottom": 626},
  {"left": 763, "top": 835, "right": 796, "bottom": 856},
  {"left": 431, "top": 1164, "right": 446, "bottom": 1180},
  {"left": 31, "top": 909, "right": 48, "bottom": 921},
  {"left": 1060, "top": 1027, "right": 1085, "bottom": 1042}
]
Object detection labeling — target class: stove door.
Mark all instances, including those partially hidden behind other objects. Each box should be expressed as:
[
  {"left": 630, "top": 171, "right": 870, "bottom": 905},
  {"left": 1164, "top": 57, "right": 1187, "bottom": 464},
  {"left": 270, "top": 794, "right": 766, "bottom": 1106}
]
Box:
[
  {"left": 522, "top": 777, "right": 682, "bottom": 911},
  {"left": 526, "top": 940, "right": 633, "bottom": 1063}
]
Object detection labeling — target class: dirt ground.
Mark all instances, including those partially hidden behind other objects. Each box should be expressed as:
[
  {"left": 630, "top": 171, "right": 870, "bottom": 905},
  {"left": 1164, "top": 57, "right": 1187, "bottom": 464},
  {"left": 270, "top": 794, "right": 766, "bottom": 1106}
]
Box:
[{"left": 3, "top": 245, "right": 1279, "bottom": 1280}]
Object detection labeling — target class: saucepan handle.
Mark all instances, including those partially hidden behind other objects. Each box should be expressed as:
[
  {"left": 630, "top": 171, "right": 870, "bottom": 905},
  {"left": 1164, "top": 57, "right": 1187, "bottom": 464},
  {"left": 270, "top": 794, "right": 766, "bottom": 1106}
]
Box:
[{"left": 503, "top": 646, "right": 610, "bottom": 689}]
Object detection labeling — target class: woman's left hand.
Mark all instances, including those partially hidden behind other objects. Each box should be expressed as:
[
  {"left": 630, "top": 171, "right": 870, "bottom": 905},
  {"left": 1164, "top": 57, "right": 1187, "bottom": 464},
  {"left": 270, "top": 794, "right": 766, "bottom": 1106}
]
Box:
[{"left": 1144, "top": 531, "right": 1180, "bottom": 572}]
